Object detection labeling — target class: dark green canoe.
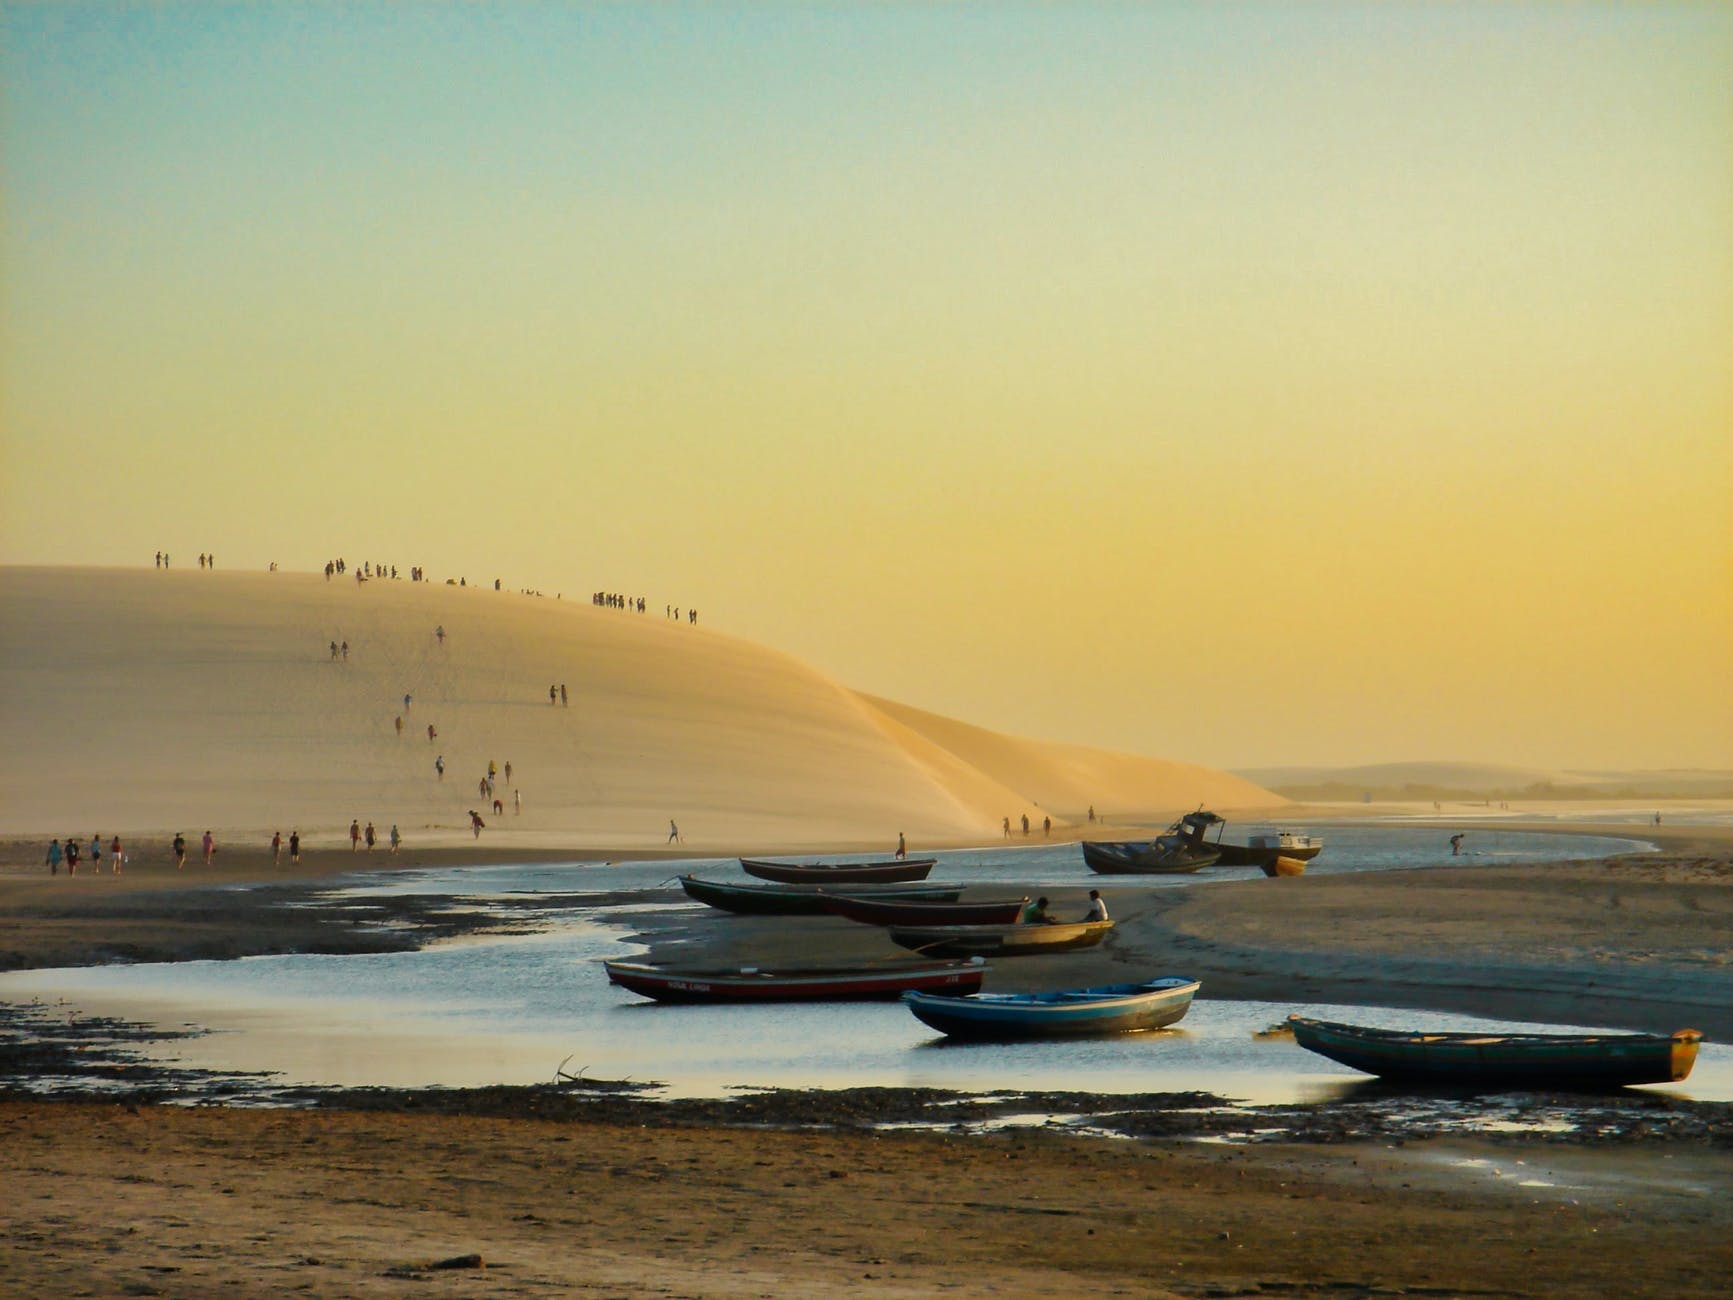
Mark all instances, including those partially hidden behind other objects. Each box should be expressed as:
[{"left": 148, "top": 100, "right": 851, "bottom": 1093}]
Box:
[{"left": 1288, "top": 1016, "right": 1701, "bottom": 1088}]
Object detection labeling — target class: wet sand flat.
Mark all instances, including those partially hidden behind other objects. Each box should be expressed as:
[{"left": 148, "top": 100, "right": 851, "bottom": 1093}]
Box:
[{"left": 3, "top": 1098, "right": 1728, "bottom": 1299}]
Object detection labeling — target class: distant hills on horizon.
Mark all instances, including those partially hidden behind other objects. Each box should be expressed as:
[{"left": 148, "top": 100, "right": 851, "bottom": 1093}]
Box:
[{"left": 1235, "top": 761, "right": 1733, "bottom": 802}]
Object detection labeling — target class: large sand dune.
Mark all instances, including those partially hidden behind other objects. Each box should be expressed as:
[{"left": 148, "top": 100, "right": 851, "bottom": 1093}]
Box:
[{"left": 0, "top": 568, "right": 1279, "bottom": 850}]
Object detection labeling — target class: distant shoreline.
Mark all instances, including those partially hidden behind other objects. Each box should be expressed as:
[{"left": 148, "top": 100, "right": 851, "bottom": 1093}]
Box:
[{"left": 3, "top": 818, "right": 1726, "bottom": 1041}]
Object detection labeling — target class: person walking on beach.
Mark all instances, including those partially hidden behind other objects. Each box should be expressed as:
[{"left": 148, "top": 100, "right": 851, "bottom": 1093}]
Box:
[
  {"left": 469, "top": 810, "right": 485, "bottom": 838},
  {"left": 65, "top": 838, "right": 79, "bottom": 875},
  {"left": 436, "top": 625, "right": 445, "bottom": 644},
  {"left": 364, "top": 821, "right": 376, "bottom": 852},
  {"left": 488, "top": 760, "right": 497, "bottom": 782},
  {"left": 202, "top": 830, "right": 215, "bottom": 865},
  {"left": 272, "top": 831, "right": 282, "bottom": 866},
  {"left": 514, "top": 788, "right": 521, "bottom": 815},
  {"left": 1042, "top": 815, "right": 1051, "bottom": 837},
  {"left": 172, "top": 833, "right": 186, "bottom": 869},
  {"left": 667, "top": 820, "right": 681, "bottom": 844},
  {"left": 895, "top": 832, "right": 907, "bottom": 860},
  {"left": 1021, "top": 814, "right": 1030, "bottom": 837},
  {"left": 491, "top": 797, "right": 503, "bottom": 816},
  {"left": 427, "top": 724, "right": 437, "bottom": 742},
  {"left": 1002, "top": 816, "right": 1011, "bottom": 839},
  {"left": 1088, "top": 806, "right": 1095, "bottom": 823},
  {"left": 46, "top": 840, "right": 61, "bottom": 875},
  {"left": 90, "top": 835, "right": 103, "bottom": 868},
  {"left": 435, "top": 754, "right": 445, "bottom": 780},
  {"left": 289, "top": 830, "right": 300, "bottom": 864},
  {"left": 110, "top": 834, "right": 123, "bottom": 874},
  {"left": 330, "top": 641, "right": 339, "bottom": 660},
  {"left": 549, "top": 684, "right": 558, "bottom": 705},
  {"left": 394, "top": 715, "right": 403, "bottom": 736},
  {"left": 560, "top": 683, "right": 568, "bottom": 706},
  {"left": 349, "top": 820, "right": 361, "bottom": 852},
  {"left": 403, "top": 693, "right": 412, "bottom": 712},
  {"left": 1083, "top": 889, "right": 1109, "bottom": 923},
  {"left": 1449, "top": 833, "right": 1465, "bottom": 856},
  {"left": 389, "top": 824, "right": 401, "bottom": 854},
  {"left": 340, "top": 641, "right": 349, "bottom": 660},
  {"left": 504, "top": 760, "right": 513, "bottom": 784}
]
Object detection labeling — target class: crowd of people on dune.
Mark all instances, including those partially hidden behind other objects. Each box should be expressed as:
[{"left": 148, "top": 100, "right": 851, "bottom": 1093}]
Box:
[
  {"left": 593, "top": 592, "right": 700, "bottom": 625},
  {"left": 321, "top": 557, "right": 423, "bottom": 583},
  {"left": 158, "top": 551, "right": 705, "bottom": 626},
  {"left": 63, "top": 554, "right": 706, "bottom": 877}
]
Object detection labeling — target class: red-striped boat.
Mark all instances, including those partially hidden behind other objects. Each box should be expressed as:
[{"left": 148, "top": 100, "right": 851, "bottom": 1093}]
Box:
[
  {"left": 821, "top": 894, "right": 1030, "bottom": 927},
  {"left": 603, "top": 958, "right": 987, "bottom": 1003},
  {"left": 740, "top": 857, "right": 936, "bottom": 885}
]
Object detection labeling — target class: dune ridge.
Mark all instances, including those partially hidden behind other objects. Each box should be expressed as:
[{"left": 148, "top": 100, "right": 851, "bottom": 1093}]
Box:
[{"left": 0, "top": 567, "right": 1280, "bottom": 849}]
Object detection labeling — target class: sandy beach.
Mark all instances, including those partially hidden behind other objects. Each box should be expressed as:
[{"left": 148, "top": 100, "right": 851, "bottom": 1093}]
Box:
[{"left": 3, "top": 823, "right": 1730, "bottom": 1296}]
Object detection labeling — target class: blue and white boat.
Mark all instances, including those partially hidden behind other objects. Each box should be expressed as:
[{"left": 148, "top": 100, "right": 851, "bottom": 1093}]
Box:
[{"left": 902, "top": 977, "right": 1200, "bottom": 1041}]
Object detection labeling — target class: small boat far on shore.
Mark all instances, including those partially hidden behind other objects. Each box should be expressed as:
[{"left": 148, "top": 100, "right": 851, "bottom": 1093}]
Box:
[
  {"left": 1085, "top": 812, "right": 1325, "bottom": 874},
  {"left": 904, "top": 977, "right": 1200, "bottom": 1040},
  {"left": 680, "top": 874, "right": 963, "bottom": 915},
  {"left": 741, "top": 857, "right": 937, "bottom": 884},
  {"left": 1208, "top": 823, "right": 1325, "bottom": 869},
  {"left": 1288, "top": 1015, "right": 1702, "bottom": 1088},
  {"left": 821, "top": 894, "right": 1030, "bottom": 927}
]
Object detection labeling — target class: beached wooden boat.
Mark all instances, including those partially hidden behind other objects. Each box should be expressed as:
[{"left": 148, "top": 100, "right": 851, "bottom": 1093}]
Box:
[
  {"left": 904, "top": 977, "right": 1199, "bottom": 1040},
  {"left": 604, "top": 957, "right": 987, "bottom": 1003},
  {"left": 1261, "top": 855, "right": 1308, "bottom": 878},
  {"left": 1287, "top": 1016, "right": 1702, "bottom": 1088},
  {"left": 679, "top": 874, "right": 962, "bottom": 916},
  {"left": 820, "top": 894, "right": 1030, "bottom": 927},
  {"left": 887, "top": 919, "right": 1115, "bottom": 958},
  {"left": 1081, "top": 840, "right": 1218, "bottom": 874},
  {"left": 740, "top": 857, "right": 937, "bottom": 885}
]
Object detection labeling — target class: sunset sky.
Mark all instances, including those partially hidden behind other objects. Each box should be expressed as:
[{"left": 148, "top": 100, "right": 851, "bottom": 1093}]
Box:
[{"left": 3, "top": 3, "right": 1728, "bottom": 772}]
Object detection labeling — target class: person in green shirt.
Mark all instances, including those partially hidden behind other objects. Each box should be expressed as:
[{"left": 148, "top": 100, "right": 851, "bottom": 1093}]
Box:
[{"left": 1020, "top": 896, "right": 1053, "bottom": 925}]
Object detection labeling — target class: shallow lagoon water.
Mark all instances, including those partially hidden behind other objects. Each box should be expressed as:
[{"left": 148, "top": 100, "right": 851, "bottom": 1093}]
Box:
[{"left": 4, "top": 825, "right": 1726, "bottom": 1106}]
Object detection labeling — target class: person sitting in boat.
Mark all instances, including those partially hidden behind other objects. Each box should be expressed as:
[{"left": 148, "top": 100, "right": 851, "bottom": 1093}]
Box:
[
  {"left": 1021, "top": 896, "right": 1054, "bottom": 924},
  {"left": 1082, "top": 889, "right": 1109, "bottom": 923}
]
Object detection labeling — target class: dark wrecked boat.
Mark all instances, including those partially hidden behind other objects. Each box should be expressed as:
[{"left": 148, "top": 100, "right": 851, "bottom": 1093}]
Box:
[
  {"left": 820, "top": 893, "right": 1030, "bottom": 927},
  {"left": 603, "top": 957, "right": 988, "bottom": 1003},
  {"left": 886, "top": 919, "right": 1115, "bottom": 958},
  {"left": 1081, "top": 812, "right": 1228, "bottom": 874},
  {"left": 679, "top": 874, "right": 962, "bottom": 916},
  {"left": 740, "top": 857, "right": 937, "bottom": 885}
]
